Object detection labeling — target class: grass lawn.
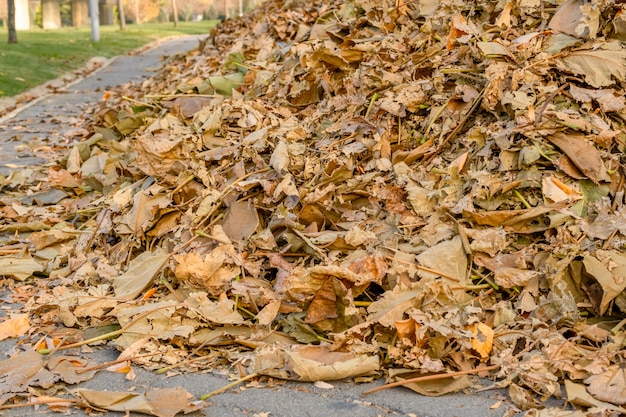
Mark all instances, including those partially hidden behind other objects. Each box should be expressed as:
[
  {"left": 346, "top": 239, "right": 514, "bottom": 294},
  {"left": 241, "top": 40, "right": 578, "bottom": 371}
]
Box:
[{"left": 0, "top": 21, "right": 217, "bottom": 97}]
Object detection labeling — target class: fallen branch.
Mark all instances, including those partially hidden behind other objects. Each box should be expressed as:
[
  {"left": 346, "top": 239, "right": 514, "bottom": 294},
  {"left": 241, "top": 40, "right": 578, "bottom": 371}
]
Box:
[
  {"left": 361, "top": 364, "right": 500, "bottom": 396},
  {"left": 200, "top": 372, "right": 260, "bottom": 400},
  {"left": 76, "top": 352, "right": 160, "bottom": 374},
  {"left": 0, "top": 397, "right": 79, "bottom": 410}
]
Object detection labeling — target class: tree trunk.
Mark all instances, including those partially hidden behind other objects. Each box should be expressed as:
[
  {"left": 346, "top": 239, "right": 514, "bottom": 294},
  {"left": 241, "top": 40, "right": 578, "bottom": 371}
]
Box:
[
  {"left": 134, "top": 0, "right": 140, "bottom": 24},
  {"left": 171, "top": 0, "right": 178, "bottom": 27},
  {"left": 8, "top": 0, "right": 18, "bottom": 44},
  {"left": 118, "top": 0, "right": 126, "bottom": 30}
]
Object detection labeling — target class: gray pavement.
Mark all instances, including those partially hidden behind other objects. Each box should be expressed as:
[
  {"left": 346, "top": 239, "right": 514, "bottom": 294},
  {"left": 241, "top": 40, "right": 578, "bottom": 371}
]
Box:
[
  {"left": 0, "top": 37, "right": 526, "bottom": 417},
  {"left": 0, "top": 35, "right": 203, "bottom": 176}
]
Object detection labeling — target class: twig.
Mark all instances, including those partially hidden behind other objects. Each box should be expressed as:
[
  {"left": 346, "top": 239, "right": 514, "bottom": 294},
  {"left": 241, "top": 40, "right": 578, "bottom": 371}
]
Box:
[
  {"left": 200, "top": 372, "right": 260, "bottom": 400},
  {"left": 450, "top": 284, "right": 491, "bottom": 291},
  {"left": 0, "top": 398, "right": 79, "bottom": 410},
  {"left": 415, "top": 264, "right": 460, "bottom": 282},
  {"left": 611, "top": 318, "right": 626, "bottom": 334},
  {"left": 0, "top": 249, "right": 23, "bottom": 255},
  {"left": 290, "top": 228, "right": 328, "bottom": 260},
  {"left": 513, "top": 190, "right": 531, "bottom": 209},
  {"left": 197, "top": 167, "right": 272, "bottom": 228},
  {"left": 170, "top": 174, "right": 196, "bottom": 197},
  {"left": 156, "top": 354, "right": 215, "bottom": 374},
  {"left": 144, "top": 93, "right": 221, "bottom": 99},
  {"left": 602, "top": 228, "right": 619, "bottom": 250},
  {"left": 361, "top": 364, "right": 500, "bottom": 396},
  {"left": 121, "top": 95, "right": 159, "bottom": 109},
  {"left": 534, "top": 83, "right": 568, "bottom": 126},
  {"left": 85, "top": 209, "right": 108, "bottom": 250},
  {"left": 247, "top": 252, "right": 309, "bottom": 258},
  {"left": 365, "top": 92, "right": 379, "bottom": 119},
  {"left": 383, "top": 255, "right": 460, "bottom": 282},
  {"left": 423, "top": 87, "right": 485, "bottom": 165},
  {"left": 76, "top": 352, "right": 160, "bottom": 374},
  {"left": 40, "top": 304, "right": 180, "bottom": 353}
]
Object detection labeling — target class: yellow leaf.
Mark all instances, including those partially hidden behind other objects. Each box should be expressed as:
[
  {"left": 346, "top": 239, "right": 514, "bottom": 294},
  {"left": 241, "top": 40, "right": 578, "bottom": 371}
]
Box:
[
  {"left": 0, "top": 314, "right": 30, "bottom": 340},
  {"left": 471, "top": 322, "right": 493, "bottom": 358}
]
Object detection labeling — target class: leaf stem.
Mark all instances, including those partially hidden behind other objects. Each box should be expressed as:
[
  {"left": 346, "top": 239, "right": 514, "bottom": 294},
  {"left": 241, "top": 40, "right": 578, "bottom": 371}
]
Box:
[
  {"left": 513, "top": 189, "right": 531, "bottom": 209},
  {"left": 365, "top": 92, "right": 378, "bottom": 119}
]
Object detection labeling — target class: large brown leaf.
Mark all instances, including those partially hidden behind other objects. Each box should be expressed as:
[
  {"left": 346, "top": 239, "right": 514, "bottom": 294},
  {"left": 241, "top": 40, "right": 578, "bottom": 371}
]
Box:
[{"left": 547, "top": 132, "right": 609, "bottom": 184}]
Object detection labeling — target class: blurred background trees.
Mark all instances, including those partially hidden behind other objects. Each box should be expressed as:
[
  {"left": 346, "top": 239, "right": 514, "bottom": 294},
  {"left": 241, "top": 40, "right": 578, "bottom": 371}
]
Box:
[
  {"left": 122, "top": 0, "right": 261, "bottom": 23},
  {"left": 0, "top": 0, "right": 261, "bottom": 29}
]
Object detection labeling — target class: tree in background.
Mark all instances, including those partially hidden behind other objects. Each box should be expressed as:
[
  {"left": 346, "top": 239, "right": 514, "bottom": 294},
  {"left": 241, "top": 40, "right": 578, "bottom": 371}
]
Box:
[
  {"left": 178, "top": 0, "right": 207, "bottom": 21},
  {"left": 171, "top": 0, "right": 178, "bottom": 26},
  {"left": 7, "top": 0, "right": 17, "bottom": 43},
  {"left": 124, "top": 0, "right": 160, "bottom": 23},
  {"left": 118, "top": 0, "right": 127, "bottom": 29},
  {"left": 122, "top": 0, "right": 259, "bottom": 24}
]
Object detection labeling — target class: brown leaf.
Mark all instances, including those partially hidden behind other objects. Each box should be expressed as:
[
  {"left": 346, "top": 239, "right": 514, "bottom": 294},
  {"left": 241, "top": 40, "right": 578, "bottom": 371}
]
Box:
[
  {"left": 304, "top": 277, "right": 339, "bottom": 324},
  {"left": 0, "top": 257, "right": 44, "bottom": 281},
  {"left": 0, "top": 350, "right": 53, "bottom": 404},
  {"left": 0, "top": 314, "right": 30, "bottom": 341},
  {"left": 256, "top": 299, "right": 282, "bottom": 325},
  {"left": 47, "top": 356, "right": 97, "bottom": 384},
  {"left": 582, "top": 251, "right": 626, "bottom": 315},
  {"left": 113, "top": 248, "right": 169, "bottom": 300},
  {"left": 255, "top": 345, "right": 379, "bottom": 381},
  {"left": 222, "top": 199, "right": 260, "bottom": 242},
  {"left": 470, "top": 322, "right": 493, "bottom": 359},
  {"left": 76, "top": 387, "right": 206, "bottom": 417},
  {"left": 119, "top": 190, "right": 172, "bottom": 235},
  {"left": 28, "top": 228, "right": 76, "bottom": 250},
  {"left": 557, "top": 48, "right": 626, "bottom": 88},
  {"left": 565, "top": 380, "right": 626, "bottom": 412},
  {"left": 547, "top": 132, "right": 609, "bottom": 184},
  {"left": 549, "top": 0, "right": 589, "bottom": 38},
  {"left": 494, "top": 268, "right": 540, "bottom": 289},
  {"left": 584, "top": 365, "right": 626, "bottom": 405},
  {"left": 416, "top": 236, "right": 470, "bottom": 301},
  {"left": 47, "top": 166, "right": 81, "bottom": 189},
  {"left": 174, "top": 245, "right": 241, "bottom": 292}
]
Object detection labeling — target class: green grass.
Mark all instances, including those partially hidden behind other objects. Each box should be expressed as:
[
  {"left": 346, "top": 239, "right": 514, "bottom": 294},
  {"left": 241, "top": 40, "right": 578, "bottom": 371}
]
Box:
[{"left": 0, "top": 21, "right": 218, "bottom": 97}]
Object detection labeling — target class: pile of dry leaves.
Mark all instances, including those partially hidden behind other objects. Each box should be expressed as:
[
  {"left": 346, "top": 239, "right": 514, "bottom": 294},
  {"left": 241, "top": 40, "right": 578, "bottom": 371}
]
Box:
[{"left": 2, "top": 0, "right": 626, "bottom": 414}]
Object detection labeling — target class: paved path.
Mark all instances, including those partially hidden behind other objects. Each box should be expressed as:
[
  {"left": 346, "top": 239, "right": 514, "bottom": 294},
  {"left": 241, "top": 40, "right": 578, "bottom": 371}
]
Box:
[
  {"left": 0, "top": 36, "right": 524, "bottom": 417},
  {"left": 0, "top": 36, "right": 202, "bottom": 176}
]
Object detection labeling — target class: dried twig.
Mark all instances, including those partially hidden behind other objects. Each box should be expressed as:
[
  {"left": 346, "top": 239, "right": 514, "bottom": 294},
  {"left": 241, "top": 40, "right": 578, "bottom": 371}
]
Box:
[
  {"left": 200, "top": 372, "right": 260, "bottom": 400},
  {"left": 423, "top": 87, "right": 485, "bottom": 165},
  {"left": 361, "top": 364, "right": 500, "bottom": 396},
  {"left": 76, "top": 352, "right": 160, "bottom": 374}
]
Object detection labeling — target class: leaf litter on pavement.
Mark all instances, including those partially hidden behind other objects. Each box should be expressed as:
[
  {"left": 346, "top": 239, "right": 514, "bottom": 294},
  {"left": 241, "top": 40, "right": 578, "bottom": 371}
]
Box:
[{"left": 2, "top": 0, "right": 626, "bottom": 415}]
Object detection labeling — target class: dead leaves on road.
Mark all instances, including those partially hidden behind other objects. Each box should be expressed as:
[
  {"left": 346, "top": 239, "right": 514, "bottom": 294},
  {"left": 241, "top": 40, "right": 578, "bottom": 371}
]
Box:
[{"left": 2, "top": 0, "right": 626, "bottom": 414}]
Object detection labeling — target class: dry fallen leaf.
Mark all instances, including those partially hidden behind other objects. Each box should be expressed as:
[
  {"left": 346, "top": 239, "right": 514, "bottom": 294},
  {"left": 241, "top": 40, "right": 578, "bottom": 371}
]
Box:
[
  {"left": 0, "top": 314, "right": 30, "bottom": 341},
  {"left": 0, "top": 257, "right": 44, "bottom": 281},
  {"left": 584, "top": 365, "right": 626, "bottom": 406},
  {"left": 113, "top": 248, "right": 169, "bottom": 300},
  {"left": 0, "top": 350, "right": 52, "bottom": 405},
  {"left": 3, "top": 0, "right": 626, "bottom": 412},
  {"left": 76, "top": 387, "right": 207, "bottom": 417},
  {"left": 564, "top": 380, "right": 626, "bottom": 412},
  {"left": 547, "top": 133, "right": 609, "bottom": 184},
  {"left": 557, "top": 47, "right": 626, "bottom": 88},
  {"left": 255, "top": 345, "right": 379, "bottom": 381}
]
